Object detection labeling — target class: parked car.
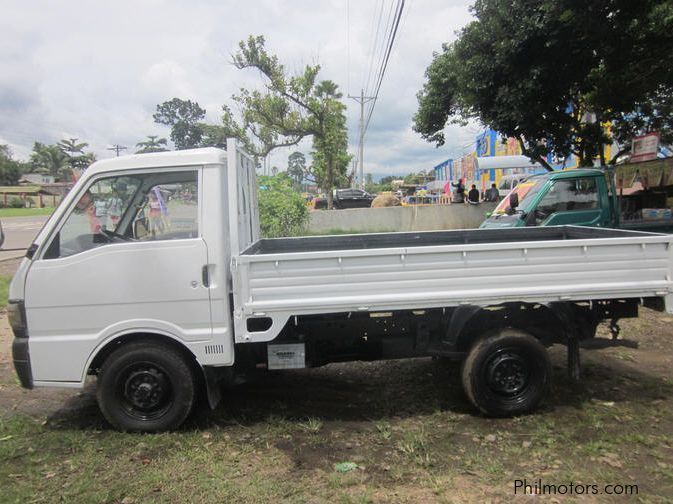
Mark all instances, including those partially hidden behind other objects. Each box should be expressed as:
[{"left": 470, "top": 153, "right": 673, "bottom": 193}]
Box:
[
  {"left": 333, "top": 188, "right": 374, "bottom": 209},
  {"left": 313, "top": 189, "right": 374, "bottom": 209}
]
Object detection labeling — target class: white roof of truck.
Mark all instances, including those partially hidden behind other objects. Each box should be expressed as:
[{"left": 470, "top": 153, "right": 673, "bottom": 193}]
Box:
[{"left": 86, "top": 148, "right": 227, "bottom": 176}]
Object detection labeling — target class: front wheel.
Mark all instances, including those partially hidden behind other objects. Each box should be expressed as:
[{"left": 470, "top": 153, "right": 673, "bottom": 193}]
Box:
[
  {"left": 96, "top": 342, "right": 197, "bottom": 432},
  {"left": 461, "top": 329, "right": 551, "bottom": 417}
]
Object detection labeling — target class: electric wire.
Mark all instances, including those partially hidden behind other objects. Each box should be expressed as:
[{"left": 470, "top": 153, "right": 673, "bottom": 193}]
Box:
[{"left": 363, "top": 0, "right": 405, "bottom": 134}]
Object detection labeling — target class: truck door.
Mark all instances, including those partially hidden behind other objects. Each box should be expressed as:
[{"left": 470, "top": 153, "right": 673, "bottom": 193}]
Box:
[
  {"left": 526, "top": 177, "right": 603, "bottom": 227},
  {"left": 23, "top": 168, "right": 212, "bottom": 383}
]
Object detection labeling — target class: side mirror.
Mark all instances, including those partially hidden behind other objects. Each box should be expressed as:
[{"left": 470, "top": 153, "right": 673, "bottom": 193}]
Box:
[
  {"left": 0, "top": 220, "right": 4, "bottom": 249},
  {"left": 134, "top": 219, "right": 149, "bottom": 239}
]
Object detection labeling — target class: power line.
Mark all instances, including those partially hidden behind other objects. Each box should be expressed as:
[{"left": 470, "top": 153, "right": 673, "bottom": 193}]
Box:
[
  {"left": 364, "top": 0, "right": 405, "bottom": 134},
  {"left": 346, "top": 0, "right": 351, "bottom": 94},
  {"left": 364, "top": 0, "right": 392, "bottom": 97},
  {"left": 107, "top": 144, "right": 127, "bottom": 157}
]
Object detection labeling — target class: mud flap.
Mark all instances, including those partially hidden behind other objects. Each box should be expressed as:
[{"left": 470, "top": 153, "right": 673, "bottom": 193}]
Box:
[{"left": 202, "top": 366, "right": 233, "bottom": 409}]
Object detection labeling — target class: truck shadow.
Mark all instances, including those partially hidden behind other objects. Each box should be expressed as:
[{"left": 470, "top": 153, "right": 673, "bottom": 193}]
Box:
[{"left": 43, "top": 348, "right": 673, "bottom": 431}]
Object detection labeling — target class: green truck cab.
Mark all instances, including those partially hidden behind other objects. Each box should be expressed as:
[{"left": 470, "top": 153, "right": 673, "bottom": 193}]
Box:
[{"left": 480, "top": 168, "right": 673, "bottom": 232}]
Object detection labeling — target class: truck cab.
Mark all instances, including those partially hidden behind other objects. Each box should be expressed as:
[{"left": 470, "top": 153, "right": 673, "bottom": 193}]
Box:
[
  {"left": 481, "top": 164, "right": 673, "bottom": 232},
  {"left": 480, "top": 169, "right": 613, "bottom": 229}
]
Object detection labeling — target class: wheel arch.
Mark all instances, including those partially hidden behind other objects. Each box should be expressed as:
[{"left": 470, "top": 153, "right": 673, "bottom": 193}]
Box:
[
  {"left": 87, "top": 332, "right": 203, "bottom": 386},
  {"left": 447, "top": 302, "right": 574, "bottom": 352},
  {"left": 87, "top": 331, "right": 226, "bottom": 409}
]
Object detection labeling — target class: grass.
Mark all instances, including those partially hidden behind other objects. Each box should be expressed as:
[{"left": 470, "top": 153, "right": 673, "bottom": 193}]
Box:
[
  {"left": 0, "top": 207, "right": 54, "bottom": 218},
  {"left": 0, "top": 274, "right": 11, "bottom": 309},
  {"left": 2, "top": 311, "right": 673, "bottom": 501}
]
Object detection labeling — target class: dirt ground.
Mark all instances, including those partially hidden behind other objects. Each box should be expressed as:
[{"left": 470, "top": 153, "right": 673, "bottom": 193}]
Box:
[{"left": 2, "top": 256, "right": 673, "bottom": 502}]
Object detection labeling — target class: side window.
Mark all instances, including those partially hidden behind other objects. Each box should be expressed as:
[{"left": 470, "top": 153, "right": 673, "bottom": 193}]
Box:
[
  {"left": 532, "top": 178, "right": 599, "bottom": 225},
  {"left": 50, "top": 175, "right": 141, "bottom": 258},
  {"left": 45, "top": 170, "right": 198, "bottom": 259},
  {"left": 134, "top": 175, "right": 198, "bottom": 242}
]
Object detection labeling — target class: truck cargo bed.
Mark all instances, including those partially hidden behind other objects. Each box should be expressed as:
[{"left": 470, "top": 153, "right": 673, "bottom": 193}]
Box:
[
  {"left": 242, "top": 226, "right": 654, "bottom": 255},
  {"left": 233, "top": 226, "right": 673, "bottom": 343}
]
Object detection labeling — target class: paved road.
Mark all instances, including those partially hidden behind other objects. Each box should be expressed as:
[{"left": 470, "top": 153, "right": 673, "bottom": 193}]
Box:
[{"left": 0, "top": 215, "right": 49, "bottom": 262}]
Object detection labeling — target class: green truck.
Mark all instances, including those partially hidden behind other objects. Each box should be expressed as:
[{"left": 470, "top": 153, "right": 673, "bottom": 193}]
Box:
[{"left": 480, "top": 162, "right": 673, "bottom": 232}]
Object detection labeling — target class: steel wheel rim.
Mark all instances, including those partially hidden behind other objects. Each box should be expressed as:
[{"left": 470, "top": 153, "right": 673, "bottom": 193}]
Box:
[
  {"left": 117, "top": 362, "right": 173, "bottom": 421},
  {"left": 485, "top": 349, "right": 531, "bottom": 397}
]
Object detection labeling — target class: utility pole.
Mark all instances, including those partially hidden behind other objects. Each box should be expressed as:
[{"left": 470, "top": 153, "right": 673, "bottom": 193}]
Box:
[
  {"left": 107, "top": 144, "right": 127, "bottom": 157},
  {"left": 349, "top": 89, "right": 375, "bottom": 190}
]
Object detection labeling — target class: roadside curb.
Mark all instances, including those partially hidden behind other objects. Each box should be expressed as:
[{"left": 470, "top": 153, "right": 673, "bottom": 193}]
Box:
[{"left": 0, "top": 254, "right": 25, "bottom": 263}]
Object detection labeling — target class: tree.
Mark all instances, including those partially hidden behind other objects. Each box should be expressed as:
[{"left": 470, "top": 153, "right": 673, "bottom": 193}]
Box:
[
  {"left": 57, "top": 137, "right": 96, "bottom": 170},
  {"left": 307, "top": 82, "right": 351, "bottom": 201},
  {"left": 135, "top": 135, "right": 168, "bottom": 153},
  {"left": 232, "top": 35, "right": 352, "bottom": 208},
  {"left": 287, "top": 151, "right": 306, "bottom": 187},
  {"left": 0, "top": 145, "right": 27, "bottom": 185},
  {"left": 153, "top": 98, "right": 206, "bottom": 150},
  {"left": 257, "top": 173, "right": 309, "bottom": 237},
  {"left": 30, "top": 142, "right": 70, "bottom": 180},
  {"left": 414, "top": 0, "right": 673, "bottom": 168},
  {"left": 198, "top": 124, "right": 228, "bottom": 149}
]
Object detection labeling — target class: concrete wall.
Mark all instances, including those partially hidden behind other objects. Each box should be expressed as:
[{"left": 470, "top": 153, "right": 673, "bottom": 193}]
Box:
[{"left": 308, "top": 202, "right": 498, "bottom": 233}]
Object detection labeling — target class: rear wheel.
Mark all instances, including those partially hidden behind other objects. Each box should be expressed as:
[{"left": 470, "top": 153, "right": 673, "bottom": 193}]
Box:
[
  {"left": 461, "top": 329, "right": 551, "bottom": 417},
  {"left": 96, "top": 342, "right": 197, "bottom": 432}
]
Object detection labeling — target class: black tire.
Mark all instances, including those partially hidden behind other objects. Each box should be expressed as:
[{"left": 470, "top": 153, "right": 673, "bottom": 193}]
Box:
[
  {"left": 96, "top": 341, "right": 197, "bottom": 432},
  {"left": 461, "top": 329, "right": 551, "bottom": 417}
]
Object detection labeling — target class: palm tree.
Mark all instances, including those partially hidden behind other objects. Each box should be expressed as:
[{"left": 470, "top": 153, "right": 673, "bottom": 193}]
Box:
[
  {"left": 30, "top": 142, "right": 69, "bottom": 179},
  {"left": 57, "top": 137, "right": 95, "bottom": 170},
  {"left": 136, "top": 135, "right": 168, "bottom": 154},
  {"left": 57, "top": 138, "right": 88, "bottom": 156}
]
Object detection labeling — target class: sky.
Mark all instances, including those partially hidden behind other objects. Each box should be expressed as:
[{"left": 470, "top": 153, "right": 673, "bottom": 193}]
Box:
[{"left": 0, "top": 0, "right": 479, "bottom": 177}]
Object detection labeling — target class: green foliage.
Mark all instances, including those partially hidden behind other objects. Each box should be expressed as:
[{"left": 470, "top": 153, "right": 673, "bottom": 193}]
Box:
[
  {"left": 257, "top": 173, "right": 309, "bottom": 237},
  {"left": 135, "top": 135, "right": 168, "bottom": 153},
  {"left": 57, "top": 137, "right": 95, "bottom": 170},
  {"left": 198, "top": 124, "right": 228, "bottom": 149},
  {"left": 9, "top": 197, "right": 24, "bottom": 208},
  {"left": 287, "top": 151, "right": 307, "bottom": 187},
  {"left": 153, "top": 98, "right": 206, "bottom": 150},
  {"left": 0, "top": 274, "right": 11, "bottom": 309},
  {"left": 29, "top": 142, "right": 70, "bottom": 180},
  {"left": 232, "top": 35, "right": 352, "bottom": 207},
  {"left": 414, "top": 0, "right": 673, "bottom": 167},
  {"left": 0, "top": 145, "right": 28, "bottom": 185}
]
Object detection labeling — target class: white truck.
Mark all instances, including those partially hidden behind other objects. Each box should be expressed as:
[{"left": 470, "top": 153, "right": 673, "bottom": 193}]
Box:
[{"left": 10, "top": 140, "right": 673, "bottom": 431}]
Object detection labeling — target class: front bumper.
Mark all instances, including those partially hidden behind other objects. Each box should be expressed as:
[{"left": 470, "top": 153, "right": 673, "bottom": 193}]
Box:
[{"left": 12, "top": 338, "right": 33, "bottom": 389}]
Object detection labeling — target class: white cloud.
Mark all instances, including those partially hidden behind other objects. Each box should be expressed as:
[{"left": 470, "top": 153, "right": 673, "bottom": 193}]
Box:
[{"left": 0, "top": 0, "right": 476, "bottom": 174}]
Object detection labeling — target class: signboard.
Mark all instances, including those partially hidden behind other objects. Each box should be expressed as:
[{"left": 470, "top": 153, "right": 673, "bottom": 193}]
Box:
[{"left": 630, "top": 132, "right": 659, "bottom": 163}]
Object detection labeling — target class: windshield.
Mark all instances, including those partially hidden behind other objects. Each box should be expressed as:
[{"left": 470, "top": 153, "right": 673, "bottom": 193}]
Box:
[
  {"left": 492, "top": 175, "right": 550, "bottom": 215},
  {"left": 498, "top": 179, "right": 512, "bottom": 190}
]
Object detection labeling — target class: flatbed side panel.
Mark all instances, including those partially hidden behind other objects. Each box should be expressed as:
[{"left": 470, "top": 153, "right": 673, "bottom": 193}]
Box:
[{"left": 233, "top": 233, "right": 673, "bottom": 343}]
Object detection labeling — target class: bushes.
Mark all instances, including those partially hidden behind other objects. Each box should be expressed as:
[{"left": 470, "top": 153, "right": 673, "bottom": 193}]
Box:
[
  {"left": 257, "top": 173, "right": 309, "bottom": 238},
  {"left": 9, "top": 197, "right": 24, "bottom": 208}
]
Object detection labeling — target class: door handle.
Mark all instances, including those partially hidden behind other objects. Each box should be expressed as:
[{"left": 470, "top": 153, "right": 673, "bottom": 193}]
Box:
[{"left": 202, "top": 265, "right": 210, "bottom": 287}]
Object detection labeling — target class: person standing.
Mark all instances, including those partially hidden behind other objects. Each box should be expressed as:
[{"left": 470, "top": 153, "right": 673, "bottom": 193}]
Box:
[
  {"left": 93, "top": 195, "right": 109, "bottom": 230},
  {"left": 451, "top": 179, "right": 465, "bottom": 203},
  {"left": 107, "top": 190, "right": 123, "bottom": 230}
]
